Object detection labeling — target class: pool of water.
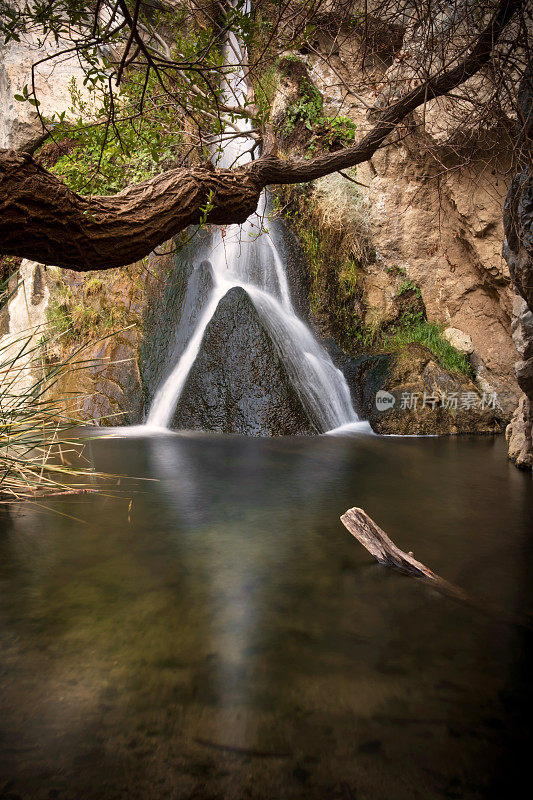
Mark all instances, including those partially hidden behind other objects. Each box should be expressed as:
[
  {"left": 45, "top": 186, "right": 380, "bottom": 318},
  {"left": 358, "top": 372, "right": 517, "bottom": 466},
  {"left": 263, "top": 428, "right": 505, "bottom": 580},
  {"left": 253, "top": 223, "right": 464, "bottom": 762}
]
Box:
[{"left": 0, "top": 432, "right": 531, "bottom": 799}]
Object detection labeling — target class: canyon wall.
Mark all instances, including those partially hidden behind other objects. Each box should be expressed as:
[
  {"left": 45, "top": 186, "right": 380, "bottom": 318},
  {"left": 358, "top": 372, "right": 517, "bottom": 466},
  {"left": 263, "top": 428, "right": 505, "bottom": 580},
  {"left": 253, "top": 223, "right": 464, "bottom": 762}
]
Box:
[{"left": 0, "top": 5, "right": 529, "bottom": 449}]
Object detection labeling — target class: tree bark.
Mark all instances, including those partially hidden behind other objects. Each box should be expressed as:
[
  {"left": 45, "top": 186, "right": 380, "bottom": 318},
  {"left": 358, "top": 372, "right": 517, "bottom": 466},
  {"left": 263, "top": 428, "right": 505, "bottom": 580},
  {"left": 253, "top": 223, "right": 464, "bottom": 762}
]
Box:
[
  {"left": 0, "top": 151, "right": 261, "bottom": 269},
  {"left": 0, "top": 0, "right": 521, "bottom": 271}
]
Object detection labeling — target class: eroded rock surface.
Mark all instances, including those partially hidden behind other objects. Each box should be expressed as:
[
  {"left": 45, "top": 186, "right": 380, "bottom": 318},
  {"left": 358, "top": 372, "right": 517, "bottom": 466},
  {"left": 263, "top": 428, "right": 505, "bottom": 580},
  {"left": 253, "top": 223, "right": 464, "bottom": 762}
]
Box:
[
  {"left": 0, "top": 29, "right": 88, "bottom": 151},
  {"left": 273, "top": 36, "right": 522, "bottom": 421},
  {"left": 335, "top": 343, "right": 505, "bottom": 436},
  {"left": 503, "top": 67, "right": 533, "bottom": 468},
  {"left": 504, "top": 173, "right": 533, "bottom": 467},
  {"left": 172, "top": 287, "right": 317, "bottom": 435}
]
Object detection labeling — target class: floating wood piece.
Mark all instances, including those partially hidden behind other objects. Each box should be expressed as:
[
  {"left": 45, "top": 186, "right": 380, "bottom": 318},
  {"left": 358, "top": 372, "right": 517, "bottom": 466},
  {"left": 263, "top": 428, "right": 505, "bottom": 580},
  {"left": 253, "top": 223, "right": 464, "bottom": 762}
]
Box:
[
  {"left": 340, "top": 506, "right": 532, "bottom": 630},
  {"left": 340, "top": 507, "right": 438, "bottom": 580}
]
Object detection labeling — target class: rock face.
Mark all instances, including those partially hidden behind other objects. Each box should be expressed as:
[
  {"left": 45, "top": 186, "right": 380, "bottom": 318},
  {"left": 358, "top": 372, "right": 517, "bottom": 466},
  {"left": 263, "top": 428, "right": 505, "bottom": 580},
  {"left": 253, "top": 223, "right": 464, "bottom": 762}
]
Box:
[
  {"left": 172, "top": 287, "right": 317, "bottom": 435},
  {"left": 504, "top": 182, "right": 533, "bottom": 467},
  {"left": 0, "top": 29, "right": 88, "bottom": 151},
  {"left": 1, "top": 16, "right": 528, "bottom": 444},
  {"left": 0, "top": 260, "right": 50, "bottom": 396},
  {"left": 41, "top": 264, "right": 147, "bottom": 426},
  {"left": 140, "top": 231, "right": 214, "bottom": 405},
  {"left": 273, "top": 37, "right": 522, "bottom": 419},
  {"left": 332, "top": 343, "right": 505, "bottom": 436},
  {"left": 503, "top": 68, "right": 533, "bottom": 469},
  {"left": 506, "top": 395, "right": 533, "bottom": 469}
]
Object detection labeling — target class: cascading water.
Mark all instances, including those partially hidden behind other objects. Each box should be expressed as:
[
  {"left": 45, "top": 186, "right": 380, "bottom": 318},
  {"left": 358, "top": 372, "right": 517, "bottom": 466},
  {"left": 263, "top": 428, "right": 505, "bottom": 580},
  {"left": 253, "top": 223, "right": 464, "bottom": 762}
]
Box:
[{"left": 145, "top": 23, "right": 366, "bottom": 436}]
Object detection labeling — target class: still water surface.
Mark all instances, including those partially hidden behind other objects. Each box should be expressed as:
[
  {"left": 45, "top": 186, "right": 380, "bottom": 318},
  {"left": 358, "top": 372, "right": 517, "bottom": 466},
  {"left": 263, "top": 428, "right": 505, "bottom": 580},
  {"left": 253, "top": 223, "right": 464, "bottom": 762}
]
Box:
[{"left": 0, "top": 432, "right": 531, "bottom": 799}]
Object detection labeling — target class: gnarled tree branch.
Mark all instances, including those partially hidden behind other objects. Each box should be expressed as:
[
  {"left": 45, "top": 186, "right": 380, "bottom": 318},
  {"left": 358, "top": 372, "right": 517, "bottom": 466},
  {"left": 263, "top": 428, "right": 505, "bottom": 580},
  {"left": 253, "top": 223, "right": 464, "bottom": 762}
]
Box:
[{"left": 0, "top": 152, "right": 261, "bottom": 269}]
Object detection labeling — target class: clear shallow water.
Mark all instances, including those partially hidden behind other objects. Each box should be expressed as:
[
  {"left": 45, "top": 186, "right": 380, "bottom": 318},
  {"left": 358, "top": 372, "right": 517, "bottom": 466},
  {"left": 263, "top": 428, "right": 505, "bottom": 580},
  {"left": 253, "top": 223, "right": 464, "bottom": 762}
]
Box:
[{"left": 0, "top": 432, "right": 531, "bottom": 800}]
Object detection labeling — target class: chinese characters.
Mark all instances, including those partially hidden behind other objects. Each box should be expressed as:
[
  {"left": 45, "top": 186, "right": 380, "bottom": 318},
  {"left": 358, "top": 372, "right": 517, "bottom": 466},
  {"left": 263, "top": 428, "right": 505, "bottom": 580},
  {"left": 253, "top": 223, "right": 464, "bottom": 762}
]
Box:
[{"left": 398, "top": 391, "right": 500, "bottom": 411}]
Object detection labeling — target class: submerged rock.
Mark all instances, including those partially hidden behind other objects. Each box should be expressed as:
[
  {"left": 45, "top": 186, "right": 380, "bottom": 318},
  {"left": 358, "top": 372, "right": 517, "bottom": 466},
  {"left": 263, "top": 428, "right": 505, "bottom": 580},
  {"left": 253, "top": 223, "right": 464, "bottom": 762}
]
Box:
[{"left": 172, "top": 286, "right": 317, "bottom": 435}]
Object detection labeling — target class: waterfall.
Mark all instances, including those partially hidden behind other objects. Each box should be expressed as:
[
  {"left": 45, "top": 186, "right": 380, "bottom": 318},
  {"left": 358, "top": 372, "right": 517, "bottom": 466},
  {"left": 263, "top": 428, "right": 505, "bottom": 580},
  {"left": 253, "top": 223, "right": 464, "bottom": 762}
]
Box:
[{"left": 145, "top": 24, "right": 365, "bottom": 435}]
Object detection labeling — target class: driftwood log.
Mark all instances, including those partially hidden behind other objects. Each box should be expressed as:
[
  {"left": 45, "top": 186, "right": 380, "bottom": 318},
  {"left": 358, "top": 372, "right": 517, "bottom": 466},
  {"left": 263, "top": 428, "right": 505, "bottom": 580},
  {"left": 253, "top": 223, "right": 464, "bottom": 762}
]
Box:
[
  {"left": 341, "top": 507, "right": 441, "bottom": 579},
  {"left": 340, "top": 507, "right": 531, "bottom": 630}
]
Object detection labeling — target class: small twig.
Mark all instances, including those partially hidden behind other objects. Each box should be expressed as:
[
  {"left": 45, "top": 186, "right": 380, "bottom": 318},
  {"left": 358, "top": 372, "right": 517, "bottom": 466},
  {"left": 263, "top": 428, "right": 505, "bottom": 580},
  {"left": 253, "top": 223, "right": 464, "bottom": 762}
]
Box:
[{"left": 337, "top": 170, "right": 369, "bottom": 188}]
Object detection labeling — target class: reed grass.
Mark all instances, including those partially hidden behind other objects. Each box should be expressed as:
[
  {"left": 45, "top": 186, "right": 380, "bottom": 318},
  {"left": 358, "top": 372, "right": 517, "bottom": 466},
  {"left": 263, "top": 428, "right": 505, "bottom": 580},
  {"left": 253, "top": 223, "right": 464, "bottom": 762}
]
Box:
[{"left": 0, "top": 273, "right": 110, "bottom": 503}]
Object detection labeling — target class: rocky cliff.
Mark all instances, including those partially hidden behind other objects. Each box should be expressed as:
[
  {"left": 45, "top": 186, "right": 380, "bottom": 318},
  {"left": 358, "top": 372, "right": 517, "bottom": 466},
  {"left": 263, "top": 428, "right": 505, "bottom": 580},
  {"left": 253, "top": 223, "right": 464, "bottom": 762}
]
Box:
[
  {"left": 503, "top": 71, "right": 533, "bottom": 468},
  {"left": 263, "top": 4, "right": 527, "bottom": 439}
]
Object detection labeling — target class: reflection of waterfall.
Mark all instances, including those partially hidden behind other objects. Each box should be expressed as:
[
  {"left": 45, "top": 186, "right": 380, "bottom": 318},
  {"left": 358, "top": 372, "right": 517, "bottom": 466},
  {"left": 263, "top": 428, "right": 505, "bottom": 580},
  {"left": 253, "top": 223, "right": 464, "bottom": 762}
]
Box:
[
  {"left": 145, "top": 26, "right": 363, "bottom": 435},
  {"left": 143, "top": 430, "right": 360, "bottom": 742}
]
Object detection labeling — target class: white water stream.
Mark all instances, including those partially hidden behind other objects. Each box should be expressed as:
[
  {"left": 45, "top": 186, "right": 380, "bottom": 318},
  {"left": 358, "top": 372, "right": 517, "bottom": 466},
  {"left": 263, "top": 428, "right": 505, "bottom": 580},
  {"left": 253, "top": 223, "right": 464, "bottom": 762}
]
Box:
[{"left": 145, "top": 24, "right": 366, "bottom": 435}]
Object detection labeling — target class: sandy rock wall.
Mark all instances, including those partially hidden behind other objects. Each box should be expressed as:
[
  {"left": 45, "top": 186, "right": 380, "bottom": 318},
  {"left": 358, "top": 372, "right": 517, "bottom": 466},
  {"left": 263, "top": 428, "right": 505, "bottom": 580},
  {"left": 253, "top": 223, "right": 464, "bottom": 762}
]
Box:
[
  {"left": 0, "top": 30, "right": 88, "bottom": 152},
  {"left": 302, "top": 49, "right": 520, "bottom": 417},
  {"left": 0, "top": 259, "right": 150, "bottom": 425}
]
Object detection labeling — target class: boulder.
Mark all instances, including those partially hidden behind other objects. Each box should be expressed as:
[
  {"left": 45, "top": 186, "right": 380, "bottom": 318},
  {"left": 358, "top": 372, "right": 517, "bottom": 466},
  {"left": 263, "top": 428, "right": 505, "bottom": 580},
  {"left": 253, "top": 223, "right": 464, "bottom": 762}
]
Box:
[
  {"left": 338, "top": 343, "right": 505, "bottom": 436},
  {"left": 515, "top": 357, "right": 533, "bottom": 397},
  {"left": 511, "top": 296, "right": 533, "bottom": 361},
  {"left": 443, "top": 327, "right": 474, "bottom": 355},
  {"left": 172, "top": 286, "right": 317, "bottom": 435}
]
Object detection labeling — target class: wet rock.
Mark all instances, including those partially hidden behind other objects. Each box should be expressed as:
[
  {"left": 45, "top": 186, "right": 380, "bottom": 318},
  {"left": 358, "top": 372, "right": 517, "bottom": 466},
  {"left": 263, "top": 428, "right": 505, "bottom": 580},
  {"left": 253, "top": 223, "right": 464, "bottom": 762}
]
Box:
[
  {"left": 337, "top": 343, "right": 504, "bottom": 435},
  {"left": 272, "top": 219, "right": 311, "bottom": 322},
  {"left": 172, "top": 287, "right": 317, "bottom": 435},
  {"left": 140, "top": 230, "right": 213, "bottom": 403}
]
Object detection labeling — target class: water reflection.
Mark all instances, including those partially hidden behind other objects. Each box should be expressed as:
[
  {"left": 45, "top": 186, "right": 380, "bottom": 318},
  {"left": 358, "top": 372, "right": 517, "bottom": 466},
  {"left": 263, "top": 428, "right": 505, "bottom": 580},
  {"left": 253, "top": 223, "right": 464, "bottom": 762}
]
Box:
[{"left": 0, "top": 433, "right": 531, "bottom": 799}]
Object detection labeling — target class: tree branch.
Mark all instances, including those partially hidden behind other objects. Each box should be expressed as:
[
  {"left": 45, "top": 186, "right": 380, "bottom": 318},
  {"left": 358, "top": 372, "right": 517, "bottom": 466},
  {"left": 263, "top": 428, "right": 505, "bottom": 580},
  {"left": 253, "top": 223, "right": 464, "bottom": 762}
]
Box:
[
  {"left": 0, "top": 151, "right": 261, "bottom": 269},
  {"left": 249, "top": 0, "right": 521, "bottom": 185},
  {"left": 341, "top": 507, "right": 532, "bottom": 630}
]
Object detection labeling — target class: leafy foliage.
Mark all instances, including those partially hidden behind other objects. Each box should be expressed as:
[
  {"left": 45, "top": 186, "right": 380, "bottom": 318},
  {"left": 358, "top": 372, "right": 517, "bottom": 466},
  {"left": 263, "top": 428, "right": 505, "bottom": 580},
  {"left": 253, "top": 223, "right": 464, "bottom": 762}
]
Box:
[
  {"left": 398, "top": 279, "right": 422, "bottom": 297},
  {"left": 46, "top": 73, "right": 184, "bottom": 194},
  {"left": 283, "top": 77, "right": 358, "bottom": 153},
  {"left": 284, "top": 80, "right": 324, "bottom": 135}
]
